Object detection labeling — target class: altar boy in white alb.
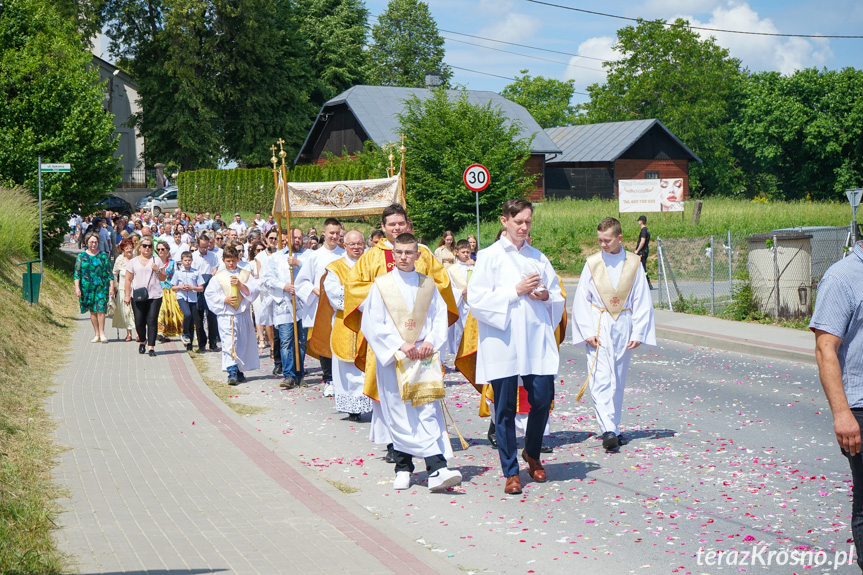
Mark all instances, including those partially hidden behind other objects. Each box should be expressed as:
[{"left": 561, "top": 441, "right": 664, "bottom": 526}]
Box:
[
  {"left": 360, "top": 233, "right": 462, "bottom": 492},
  {"left": 204, "top": 245, "right": 261, "bottom": 385},
  {"left": 571, "top": 217, "right": 655, "bottom": 452},
  {"left": 446, "top": 239, "right": 474, "bottom": 355},
  {"left": 468, "top": 199, "right": 564, "bottom": 496}
]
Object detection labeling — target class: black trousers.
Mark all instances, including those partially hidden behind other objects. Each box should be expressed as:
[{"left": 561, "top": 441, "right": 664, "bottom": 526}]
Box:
[
  {"left": 272, "top": 326, "right": 282, "bottom": 373},
  {"left": 132, "top": 297, "right": 162, "bottom": 347},
  {"left": 177, "top": 299, "right": 197, "bottom": 342},
  {"left": 197, "top": 275, "right": 218, "bottom": 348},
  {"left": 638, "top": 250, "right": 651, "bottom": 285},
  {"left": 320, "top": 355, "right": 332, "bottom": 382},
  {"left": 844, "top": 410, "right": 863, "bottom": 571},
  {"left": 392, "top": 450, "right": 446, "bottom": 474}
]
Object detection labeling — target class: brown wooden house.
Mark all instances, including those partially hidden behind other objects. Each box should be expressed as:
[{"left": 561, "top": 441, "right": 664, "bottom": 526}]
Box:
[
  {"left": 295, "top": 85, "right": 561, "bottom": 201},
  {"left": 545, "top": 119, "right": 701, "bottom": 200}
]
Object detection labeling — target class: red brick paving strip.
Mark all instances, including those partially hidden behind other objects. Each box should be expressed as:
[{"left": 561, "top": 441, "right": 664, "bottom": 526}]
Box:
[{"left": 166, "top": 346, "right": 441, "bottom": 575}]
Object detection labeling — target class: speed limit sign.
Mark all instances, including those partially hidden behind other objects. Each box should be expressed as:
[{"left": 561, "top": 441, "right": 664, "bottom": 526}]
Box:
[{"left": 463, "top": 164, "right": 490, "bottom": 192}]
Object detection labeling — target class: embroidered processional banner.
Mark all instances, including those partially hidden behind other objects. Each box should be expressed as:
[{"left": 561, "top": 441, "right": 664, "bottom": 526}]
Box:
[{"left": 273, "top": 172, "right": 404, "bottom": 219}]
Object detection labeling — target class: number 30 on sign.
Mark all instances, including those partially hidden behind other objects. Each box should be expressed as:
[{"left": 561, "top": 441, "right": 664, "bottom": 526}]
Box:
[{"left": 463, "top": 164, "right": 490, "bottom": 192}]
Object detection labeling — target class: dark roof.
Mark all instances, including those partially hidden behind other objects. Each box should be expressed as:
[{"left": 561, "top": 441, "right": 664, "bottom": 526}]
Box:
[
  {"left": 296, "top": 85, "right": 560, "bottom": 162},
  {"left": 545, "top": 119, "right": 701, "bottom": 163}
]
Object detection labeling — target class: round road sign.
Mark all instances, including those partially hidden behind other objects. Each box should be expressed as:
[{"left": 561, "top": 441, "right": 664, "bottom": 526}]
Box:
[{"left": 463, "top": 164, "right": 490, "bottom": 192}]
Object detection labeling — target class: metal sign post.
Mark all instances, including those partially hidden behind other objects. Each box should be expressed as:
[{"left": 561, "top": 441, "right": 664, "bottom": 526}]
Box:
[
  {"left": 37, "top": 161, "right": 71, "bottom": 286},
  {"left": 847, "top": 188, "right": 862, "bottom": 244},
  {"left": 463, "top": 164, "right": 490, "bottom": 249}
]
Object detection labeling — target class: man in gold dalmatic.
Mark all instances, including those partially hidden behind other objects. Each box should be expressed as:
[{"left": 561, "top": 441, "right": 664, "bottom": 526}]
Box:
[{"left": 344, "top": 204, "right": 458, "bottom": 463}]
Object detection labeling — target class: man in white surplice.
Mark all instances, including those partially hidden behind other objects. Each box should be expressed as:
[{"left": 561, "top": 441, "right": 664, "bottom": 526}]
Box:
[
  {"left": 571, "top": 217, "right": 655, "bottom": 452},
  {"left": 467, "top": 199, "right": 564, "bottom": 496},
  {"left": 294, "top": 218, "right": 345, "bottom": 396},
  {"left": 360, "top": 233, "right": 462, "bottom": 493},
  {"left": 322, "top": 230, "right": 373, "bottom": 419}
]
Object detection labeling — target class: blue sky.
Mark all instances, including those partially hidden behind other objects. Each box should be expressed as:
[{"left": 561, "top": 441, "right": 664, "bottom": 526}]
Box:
[{"left": 365, "top": 0, "right": 863, "bottom": 104}]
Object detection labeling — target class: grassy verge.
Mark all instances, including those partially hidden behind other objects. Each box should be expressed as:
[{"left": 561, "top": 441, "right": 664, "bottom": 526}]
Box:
[{"left": 0, "top": 249, "right": 78, "bottom": 574}]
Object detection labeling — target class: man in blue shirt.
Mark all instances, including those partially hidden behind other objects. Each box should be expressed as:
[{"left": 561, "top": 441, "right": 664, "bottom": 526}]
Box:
[{"left": 810, "top": 239, "right": 863, "bottom": 571}]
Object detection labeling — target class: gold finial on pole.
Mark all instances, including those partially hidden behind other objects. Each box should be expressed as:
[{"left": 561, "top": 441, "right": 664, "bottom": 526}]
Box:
[
  {"left": 387, "top": 143, "right": 396, "bottom": 178},
  {"left": 277, "top": 137, "right": 287, "bottom": 167},
  {"left": 270, "top": 144, "right": 278, "bottom": 167}
]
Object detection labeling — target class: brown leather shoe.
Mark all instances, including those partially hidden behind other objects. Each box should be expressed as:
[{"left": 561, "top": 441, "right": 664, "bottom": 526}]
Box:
[
  {"left": 522, "top": 449, "right": 547, "bottom": 482},
  {"left": 504, "top": 475, "right": 522, "bottom": 495}
]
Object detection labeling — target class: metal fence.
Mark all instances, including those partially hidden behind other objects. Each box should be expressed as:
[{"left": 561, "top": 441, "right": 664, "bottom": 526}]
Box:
[
  {"left": 655, "top": 225, "right": 852, "bottom": 320},
  {"left": 119, "top": 168, "right": 157, "bottom": 188}
]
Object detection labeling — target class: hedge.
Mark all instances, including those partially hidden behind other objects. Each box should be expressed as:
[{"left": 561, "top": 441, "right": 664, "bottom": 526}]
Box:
[{"left": 177, "top": 163, "right": 371, "bottom": 214}]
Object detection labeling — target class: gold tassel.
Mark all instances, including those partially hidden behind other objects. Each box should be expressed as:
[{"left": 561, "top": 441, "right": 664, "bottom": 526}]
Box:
[{"left": 440, "top": 399, "right": 470, "bottom": 450}]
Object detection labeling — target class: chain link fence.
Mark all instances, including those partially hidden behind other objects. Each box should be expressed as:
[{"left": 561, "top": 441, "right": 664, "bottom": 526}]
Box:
[{"left": 655, "top": 225, "right": 852, "bottom": 321}]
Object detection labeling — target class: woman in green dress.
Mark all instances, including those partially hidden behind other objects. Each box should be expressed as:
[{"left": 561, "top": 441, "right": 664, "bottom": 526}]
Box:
[{"left": 75, "top": 233, "right": 115, "bottom": 343}]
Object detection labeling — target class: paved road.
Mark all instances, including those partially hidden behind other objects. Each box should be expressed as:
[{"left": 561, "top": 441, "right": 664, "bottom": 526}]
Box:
[{"left": 189, "top": 333, "right": 851, "bottom": 574}]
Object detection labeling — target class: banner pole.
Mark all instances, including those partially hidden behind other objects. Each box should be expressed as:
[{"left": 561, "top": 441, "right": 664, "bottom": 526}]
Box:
[{"left": 277, "top": 140, "right": 300, "bottom": 371}]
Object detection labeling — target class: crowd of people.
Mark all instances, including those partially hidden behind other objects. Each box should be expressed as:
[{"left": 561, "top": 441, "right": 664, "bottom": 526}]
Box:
[{"left": 71, "top": 201, "right": 656, "bottom": 496}]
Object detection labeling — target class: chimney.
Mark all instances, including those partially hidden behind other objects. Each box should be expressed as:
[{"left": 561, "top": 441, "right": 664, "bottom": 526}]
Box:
[{"left": 424, "top": 71, "right": 441, "bottom": 88}]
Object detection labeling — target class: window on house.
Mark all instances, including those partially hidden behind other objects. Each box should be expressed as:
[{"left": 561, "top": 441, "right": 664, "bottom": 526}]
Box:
[{"left": 644, "top": 171, "right": 659, "bottom": 179}]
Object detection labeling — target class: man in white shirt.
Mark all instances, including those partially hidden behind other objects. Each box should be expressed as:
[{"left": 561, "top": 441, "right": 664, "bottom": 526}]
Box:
[
  {"left": 253, "top": 212, "right": 266, "bottom": 230},
  {"left": 228, "top": 212, "right": 248, "bottom": 236},
  {"left": 467, "top": 199, "right": 564, "bottom": 495},
  {"left": 294, "top": 218, "right": 345, "bottom": 397},
  {"left": 168, "top": 230, "right": 190, "bottom": 261},
  {"left": 192, "top": 234, "right": 221, "bottom": 352}
]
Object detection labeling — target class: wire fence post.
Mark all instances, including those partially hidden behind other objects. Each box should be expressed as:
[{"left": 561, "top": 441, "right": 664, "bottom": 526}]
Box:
[
  {"left": 773, "top": 234, "right": 780, "bottom": 319},
  {"left": 656, "top": 236, "right": 662, "bottom": 309},
  {"left": 710, "top": 235, "right": 715, "bottom": 315},
  {"left": 727, "top": 230, "right": 733, "bottom": 302}
]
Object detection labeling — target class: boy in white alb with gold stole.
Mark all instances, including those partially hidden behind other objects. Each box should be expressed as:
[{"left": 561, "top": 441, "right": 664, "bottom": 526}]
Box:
[
  {"left": 571, "top": 217, "right": 655, "bottom": 451},
  {"left": 446, "top": 239, "right": 473, "bottom": 355},
  {"left": 204, "top": 245, "right": 261, "bottom": 385},
  {"left": 360, "top": 233, "right": 462, "bottom": 492}
]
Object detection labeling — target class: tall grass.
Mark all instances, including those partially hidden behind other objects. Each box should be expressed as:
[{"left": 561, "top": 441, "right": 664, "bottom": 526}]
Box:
[
  {"left": 0, "top": 191, "right": 76, "bottom": 573},
  {"left": 0, "top": 186, "right": 39, "bottom": 261},
  {"left": 457, "top": 198, "right": 851, "bottom": 275}
]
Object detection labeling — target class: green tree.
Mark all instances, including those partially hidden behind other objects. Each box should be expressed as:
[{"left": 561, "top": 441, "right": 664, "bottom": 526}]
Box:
[
  {"left": 366, "top": 0, "right": 450, "bottom": 88},
  {"left": 295, "top": 0, "right": 369, "bottom": 108},
  {"left": 0, "top": 0, "right": 118, "bottom": 249},
  {"left": 579, "top": 18, "right": 744, "bottom": 195},
  {"left": 104, "top": 0, "right": 312, "bottom": 169},
  {"left": 731, "top": 68, "right": 863, "bottom": 200},
  {"left": 501, "top": 69, "right": 577, "bottom": 129},
  {"left": 397, "top": 88, "right": 535, "bottom": 238}
]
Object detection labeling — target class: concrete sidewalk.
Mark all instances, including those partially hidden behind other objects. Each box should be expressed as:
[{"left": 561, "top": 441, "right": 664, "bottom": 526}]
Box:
[
  {"left": 51, "top": 317, "right": 459, "bottom": 575},
  {"left": 561, "top": 278, "right": 815, "bottom": 365}
]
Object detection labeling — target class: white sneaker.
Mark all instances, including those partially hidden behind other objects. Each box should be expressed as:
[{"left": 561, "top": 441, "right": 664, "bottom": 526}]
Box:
[
  {"left": 100, "top": 335, "right": 108, "bottom": 343},
  {"left": 393, "top": 471, "right": 411, "bottom": 490},
  {"left": 181, "top": 334, "right": 189, "bottom": 344},
  {"left": 428, "top": 468, "right": 462, "bottom": 492},
  {"left": 91, "top": 335, "right": 100, "bottom": 343},
  {"left": 323, "top": 383, "right": 335, "bottom": 397}
]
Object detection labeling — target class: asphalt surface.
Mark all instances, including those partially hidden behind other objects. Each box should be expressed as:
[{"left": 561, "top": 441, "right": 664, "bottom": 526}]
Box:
[{"left": 190, "top": 333, "right": 851, "bottom": 574}]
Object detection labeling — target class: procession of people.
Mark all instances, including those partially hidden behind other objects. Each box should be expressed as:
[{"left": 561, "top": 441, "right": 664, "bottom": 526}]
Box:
[{"left": 72, "top": 199, "right": 657, "bottom": 495}]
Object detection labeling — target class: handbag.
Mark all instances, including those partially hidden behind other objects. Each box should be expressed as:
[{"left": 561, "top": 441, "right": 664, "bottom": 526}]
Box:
[{"left": 132, "top": 258, "right": 156, "bottom": 302}]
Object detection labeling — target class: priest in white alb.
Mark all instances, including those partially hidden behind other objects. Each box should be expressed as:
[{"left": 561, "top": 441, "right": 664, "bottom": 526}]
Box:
[
  {"left": 571, "top": 216, "right": 655, "bottom": 452},
  {"left": 467, "top": 199, "right": 564, "bottom": 495},
  {"left": 309, "top": 230, "right": 373, "bottom": 420},
  {"left": 360, "top": 233, "right": 462, "bottom": 493}
]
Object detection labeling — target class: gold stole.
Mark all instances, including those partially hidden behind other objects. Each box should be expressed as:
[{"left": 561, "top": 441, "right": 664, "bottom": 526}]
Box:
[
  {"left": 308, "top": 259, "right": 357, "bottom": 362},
  {"left": 586, "top": 251, "right": 640, "bottom": 320},
  {"left": 448, "top": 264, "right": 472, "bottom": 292},
  {"left": 343, "top": 242, "right": 459, "bottom": 401},
  {"left": 455, "top": 277, "right": 567, "bottom": 417},
  {"left": 375, "top": 272, "right": 445, "bottom": 406},
  {"left": 214, "top": 268, "right": 251, "bottom": 310}
]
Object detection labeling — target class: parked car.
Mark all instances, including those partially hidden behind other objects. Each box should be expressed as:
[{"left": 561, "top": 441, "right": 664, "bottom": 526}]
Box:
[
  {"left": 95, "top": 195, "right": 133, "bottom": 216},
  {"left": 135, "top": 185, "right": 178, "bottom": 215}
]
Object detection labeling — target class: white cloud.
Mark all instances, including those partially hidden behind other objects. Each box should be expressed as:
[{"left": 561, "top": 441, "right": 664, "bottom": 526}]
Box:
[
  {"left": 477, "top": 12, "right": 542, "bottom": 44},
  {"left": 563, "top": 36, "right": 618, "bottom": 90},
  {"left": 673, "top": 1, "right": 833, "bottom": 74}
]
